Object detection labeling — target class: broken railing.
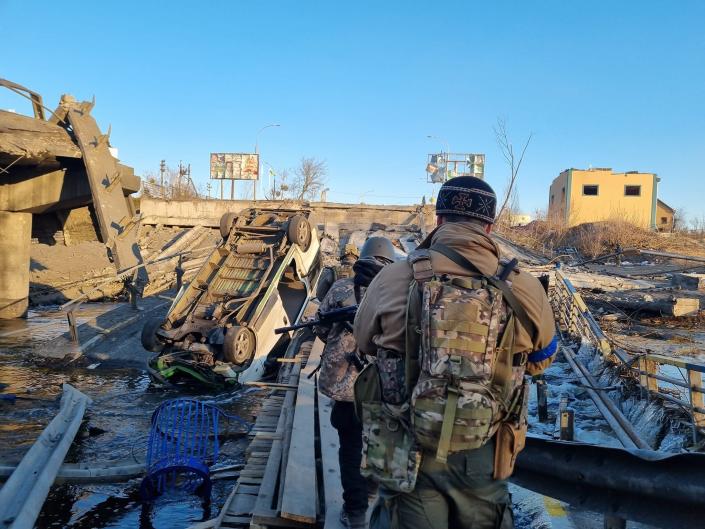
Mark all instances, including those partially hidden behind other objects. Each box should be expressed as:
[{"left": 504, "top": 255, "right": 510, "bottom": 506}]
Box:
[{"left": 550, "top": 267, "right": 705, "bottom": 438}]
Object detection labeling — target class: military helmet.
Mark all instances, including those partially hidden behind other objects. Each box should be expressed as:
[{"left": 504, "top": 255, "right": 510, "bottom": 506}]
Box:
[{"left": 359, "top": 236, "right": 396, "bottom": 262}]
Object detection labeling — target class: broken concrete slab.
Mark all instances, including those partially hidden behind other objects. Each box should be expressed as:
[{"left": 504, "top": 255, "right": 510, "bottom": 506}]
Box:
[
  {"left": 672, "top": 273, "right": 705, "bottom": 292},
  {"left": 596, "top": 290, "right": 700, "bottom": 318},
  {"left": 561, "top": 269, "right": 656, "bottom": 291}
]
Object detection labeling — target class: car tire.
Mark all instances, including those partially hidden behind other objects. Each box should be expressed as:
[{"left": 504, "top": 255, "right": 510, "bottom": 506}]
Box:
[
  {"left": 220, "top": 212, "right": 238, "bottom": 239},
  {"left": 141, "top": 317, "right": 164, "bottom": 352},
  {"left": 287, "top": 215, "right": 312, "bottom": 251},
  {"left": 223, "top": 325, "right": 256, "bottom": 370}
]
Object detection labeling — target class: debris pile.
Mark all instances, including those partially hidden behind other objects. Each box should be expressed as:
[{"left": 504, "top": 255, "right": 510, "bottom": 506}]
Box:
[{"left": 29, "top": 224, "right": 220, "bottom": 305}]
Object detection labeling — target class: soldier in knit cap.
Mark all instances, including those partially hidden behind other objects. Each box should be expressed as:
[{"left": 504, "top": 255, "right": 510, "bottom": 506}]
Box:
[{"left": 354, "top": 177, "right": 557, "bottom": 529}]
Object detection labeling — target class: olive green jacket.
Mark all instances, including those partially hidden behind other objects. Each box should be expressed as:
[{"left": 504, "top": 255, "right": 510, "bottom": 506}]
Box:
[{"left": 353, "top": 221, "right": 556, "bottom": 375}]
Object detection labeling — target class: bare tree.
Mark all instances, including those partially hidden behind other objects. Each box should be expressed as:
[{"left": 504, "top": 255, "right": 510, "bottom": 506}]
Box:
[
  {"left": 673, "top": 207, "right": 687, "bottom": 232},
  {"left": 292, "top": 157, "right": 327, "bottom": 201},
  {"left": 494, "top": 118, "right": 532, "bottom": 225}
]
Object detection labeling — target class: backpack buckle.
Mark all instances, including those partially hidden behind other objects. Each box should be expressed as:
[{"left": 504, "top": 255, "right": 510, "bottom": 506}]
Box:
[
  {"left": 449, "top": 355, "right": 462, "bottom": 377},
  {"left": 409, "top": 250, "right": 433, "bottom": 282}
]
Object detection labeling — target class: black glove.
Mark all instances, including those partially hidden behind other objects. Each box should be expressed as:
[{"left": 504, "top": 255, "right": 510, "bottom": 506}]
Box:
[{"left": 352, "top": 256, "right": 386, "bottom": 288}]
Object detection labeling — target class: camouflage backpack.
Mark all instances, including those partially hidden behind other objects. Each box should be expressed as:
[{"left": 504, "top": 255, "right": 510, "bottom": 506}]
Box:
[
  {"left": 315, "top": 278, "right": 360, "bottom": 402},
  {"left": 407, "top": 243, "right": 536, "bottom": 463}
]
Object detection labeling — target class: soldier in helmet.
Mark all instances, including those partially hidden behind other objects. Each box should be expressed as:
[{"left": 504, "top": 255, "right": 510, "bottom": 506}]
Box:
[
  {"left": 339, "top": 243, "right": 361, "bottom": 278},
  {"left": 313, "top": 236, "right": 396, "bottom": 529},
  {"left": 354, "top": 177, "right": 557, "bottom": 529}
]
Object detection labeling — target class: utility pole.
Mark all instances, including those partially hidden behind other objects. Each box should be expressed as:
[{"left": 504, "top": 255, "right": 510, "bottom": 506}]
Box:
[{"left": 159, "top": 159, "right": 166, "bottom": 187}]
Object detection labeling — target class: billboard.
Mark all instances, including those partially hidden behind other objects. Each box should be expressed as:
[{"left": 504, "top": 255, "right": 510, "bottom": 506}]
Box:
[
  {"left": 426, "top": 152, "right": 485, "bottom": 183},
  {"left": 210, "top": 153, "right": 260, "bottom": 180}
]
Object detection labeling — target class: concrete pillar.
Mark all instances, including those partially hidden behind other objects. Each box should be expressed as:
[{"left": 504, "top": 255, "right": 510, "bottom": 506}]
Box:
[{"left": 0, "top": 211, "right": 32, "bottom": 318}]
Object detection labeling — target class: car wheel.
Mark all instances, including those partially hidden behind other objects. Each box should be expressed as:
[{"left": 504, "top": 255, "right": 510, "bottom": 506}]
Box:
[
  {"left": 141, "top": 317, "right": 164, "bottom": 352},
  {"left": 287, "top": 215, "right": 311, "bottom": 251},
  {"left": 223, "top": 325, "right": 256, "bottom": 369},
  {"left": 220, "top": 212, "right": 238, "bottom": 239}
]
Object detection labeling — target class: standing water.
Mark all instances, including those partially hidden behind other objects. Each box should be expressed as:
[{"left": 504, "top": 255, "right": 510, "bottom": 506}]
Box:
[{"left": 0, "top": 303, "right": 260, "bottom": 528}]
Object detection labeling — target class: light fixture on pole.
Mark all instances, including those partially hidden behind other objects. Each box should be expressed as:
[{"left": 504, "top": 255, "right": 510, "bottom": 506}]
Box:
[
  {"left": 426, "top": 134, "right": 450, "bottom": 183},
  {"left": 255, "top": 124, "right": 280, "bottom": 154}
]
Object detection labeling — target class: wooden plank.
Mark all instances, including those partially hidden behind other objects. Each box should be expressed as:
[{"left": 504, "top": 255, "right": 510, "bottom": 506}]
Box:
[
  {"left": 252, "top": 368, "right": 300, "bottom": 524},
  {"left": 689, "top": 370, "right": 705, "bottom": 428},
  {"left": 237, "top": 484, "right": 260, "bottom": 495},
  {"left": 276, "top": 382, "right": 299, "bottom": 509},
  {"left": 318, "top": 392, "right": 347, "bottom": 529},
  {"left": 251, "top": 432, "right": 283, "bottom": 441},
  {"left": 240, "top": 470, "right": 265, "bottom": 478},
  {"left": 227, "top": 493, "right": 257, "bottom": 515},
  {"left": 280, "top": 339, "right": 323, "bottom": 524},
  {"left": 247, "top": 441, "right": 273, "bottom": 449},
  {"left": 222, "top": 514, "right": 252, "bottom": 524},
  {"left": 248, "top": 451, "right": 272, "bottom": 459},
  {"left": 238, "top": 476, "right": 263, "bottom": 485}
]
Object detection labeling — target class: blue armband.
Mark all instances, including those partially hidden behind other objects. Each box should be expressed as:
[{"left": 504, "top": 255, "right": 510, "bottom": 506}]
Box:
[{"left": 528, "top": 336, "right": 558, "bottom": 363}]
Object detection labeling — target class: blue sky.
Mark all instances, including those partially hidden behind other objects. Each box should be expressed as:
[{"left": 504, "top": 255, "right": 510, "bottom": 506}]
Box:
[{"left": 2, "top": 1, "right": 704, "bottom": 219}]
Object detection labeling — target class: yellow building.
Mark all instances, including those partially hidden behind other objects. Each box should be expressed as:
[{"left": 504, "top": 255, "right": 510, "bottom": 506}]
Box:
[
  {"left": 547, "top": 168, "right": 659, "bottom": 228},
  {"left": 656, "top": 199, "right": 675, "bottom": 232}
]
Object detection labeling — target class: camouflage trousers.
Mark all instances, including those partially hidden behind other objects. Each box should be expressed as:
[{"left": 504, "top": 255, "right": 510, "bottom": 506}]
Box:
[{"left": 369, "top": 439, "right": 513, "bottom": 529}]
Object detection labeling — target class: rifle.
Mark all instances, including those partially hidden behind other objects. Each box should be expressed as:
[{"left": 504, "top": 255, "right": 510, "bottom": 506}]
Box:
[{"left": 274, "top": 304, "right": 358, "bottom": 334}]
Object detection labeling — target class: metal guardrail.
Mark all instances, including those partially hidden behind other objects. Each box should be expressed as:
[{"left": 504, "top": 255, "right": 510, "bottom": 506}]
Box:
[
  {"left": 514, "top": 436, "right": 705, "bottom": 529},
  {"left": 551, "top": 268, "right": 705, "bottom": 437},
  {"left": 0, "top": 384, "right": 92, "bottom": 529},
  {"left": 551, "top": 268, "right": 611, "bottom": 356}
]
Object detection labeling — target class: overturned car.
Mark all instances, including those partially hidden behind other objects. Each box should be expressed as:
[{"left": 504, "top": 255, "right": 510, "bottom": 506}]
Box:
[{"left": 142, "top": 208, "right": 320, "bottom": 387}]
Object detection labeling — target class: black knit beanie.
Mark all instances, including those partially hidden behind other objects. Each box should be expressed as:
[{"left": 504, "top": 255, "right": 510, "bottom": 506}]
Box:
[{"left": 435, "top": 176, "right": 496, "bottom": 223}]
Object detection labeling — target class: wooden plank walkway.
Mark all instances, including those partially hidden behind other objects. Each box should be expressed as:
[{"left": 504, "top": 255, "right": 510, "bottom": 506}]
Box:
[
  {"left": 280, "top": 341, "right": 320, "bottom": 524},
  {"left": 198, "top": 331, "right": 353, "bottom": 529}
]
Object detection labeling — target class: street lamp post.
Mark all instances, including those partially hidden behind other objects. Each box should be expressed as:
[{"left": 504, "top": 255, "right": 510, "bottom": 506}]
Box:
[{"left": 255, "top": 124, "right": 280, "bottom": 201}]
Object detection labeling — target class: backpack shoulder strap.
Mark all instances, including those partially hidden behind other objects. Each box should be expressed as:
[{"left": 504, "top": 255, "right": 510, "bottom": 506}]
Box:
[
  {"left": 408, "top": 249, "right": 433, "bottom": 284},
  {"left": 429, "top": 243, "right": 538, "bottom": 344},
  {"left": 403, "top": 250, "right": 429, "bottom": 393}
]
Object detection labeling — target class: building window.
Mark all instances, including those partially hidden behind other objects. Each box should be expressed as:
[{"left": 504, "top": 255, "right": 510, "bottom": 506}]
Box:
[
  {"left": 625, "top": 185, "right": 641, "bottom": 196},
  {"left": 661, "top": 217, "right": 668, "bottom": 224},
  {"left": 550, "top": 194, "right": 554, "bottom": 204},
  {"left": 583, "top": 185, "right": 599, "bottom": 196}
]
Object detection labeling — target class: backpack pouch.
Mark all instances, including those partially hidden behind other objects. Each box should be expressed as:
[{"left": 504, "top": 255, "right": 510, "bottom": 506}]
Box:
[
  {"left": 411, "top": 376, "right": 499, "bottom": 457},
  {"left": 422, "top": 281, "right": 499, "bottom": 380},
  {"left": 360, "top": 402, "right": 421, "bottom": 493}
]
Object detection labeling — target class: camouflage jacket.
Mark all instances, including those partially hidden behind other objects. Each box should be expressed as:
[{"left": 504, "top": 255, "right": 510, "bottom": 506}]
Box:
[{"left": 313, "top": 278, "right": 361, "bottom": 402}]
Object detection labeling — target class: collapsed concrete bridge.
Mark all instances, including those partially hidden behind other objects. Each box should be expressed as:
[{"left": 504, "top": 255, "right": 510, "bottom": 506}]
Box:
[{"left": 0, "top": 79, "right": 144, "bottom": 318}]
